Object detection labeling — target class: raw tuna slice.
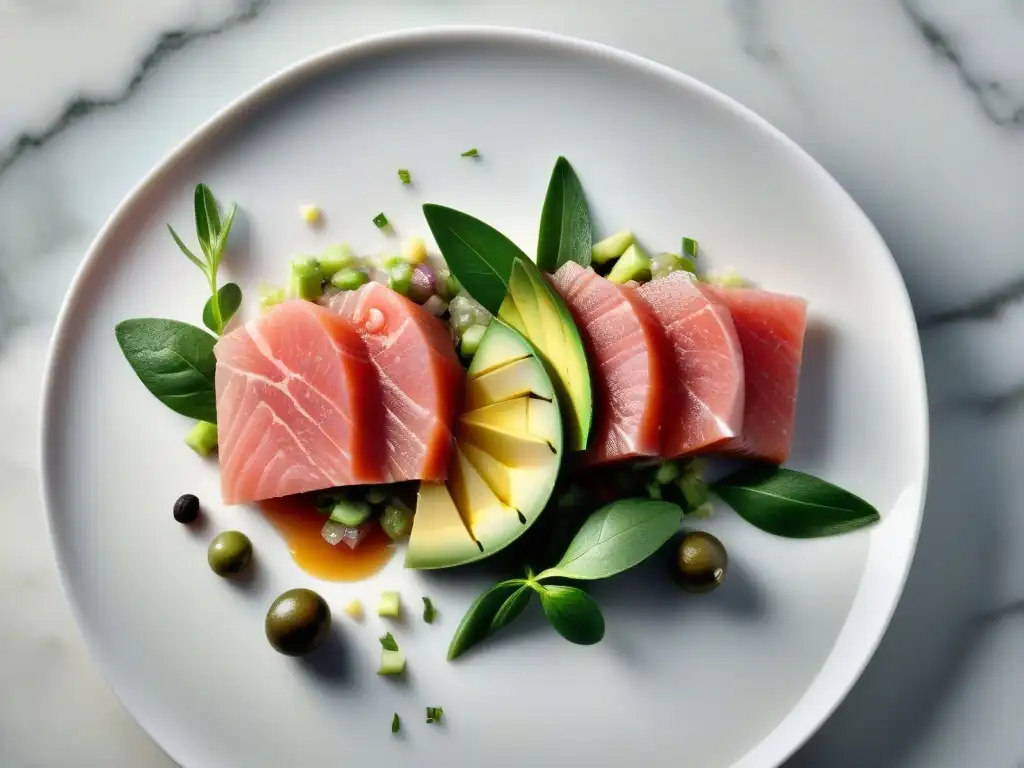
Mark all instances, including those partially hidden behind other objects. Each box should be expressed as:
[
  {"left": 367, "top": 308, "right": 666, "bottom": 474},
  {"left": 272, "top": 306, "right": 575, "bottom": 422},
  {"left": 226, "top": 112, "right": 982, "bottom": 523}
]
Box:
[
  {"left": 549, "top": 262, "right": 669, "bottom": 463},
  {"left": 638, "top": 272, "right": 745, "bottom": 456},
  {"left": 215, "top": 300, "right": 384, "bottom": 505},
  {"left": 705, "top": 286, "right": 808, "bottom": 464},
  {"left": 329, "top": 282, "right": 463, "bottom": 482}
]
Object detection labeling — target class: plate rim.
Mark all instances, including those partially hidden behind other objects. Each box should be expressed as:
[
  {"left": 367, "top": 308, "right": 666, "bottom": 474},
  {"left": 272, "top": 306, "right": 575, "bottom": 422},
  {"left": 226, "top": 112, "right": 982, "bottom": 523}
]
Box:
[{"left": 38, "top": 24, "right": 929, "bottom": 768}]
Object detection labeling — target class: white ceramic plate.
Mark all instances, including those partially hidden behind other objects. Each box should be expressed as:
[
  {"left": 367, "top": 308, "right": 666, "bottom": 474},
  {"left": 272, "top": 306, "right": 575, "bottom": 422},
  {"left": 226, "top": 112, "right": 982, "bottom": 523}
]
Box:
[{"left": 41, "top": 27, "right": 927, "bottom": 768}]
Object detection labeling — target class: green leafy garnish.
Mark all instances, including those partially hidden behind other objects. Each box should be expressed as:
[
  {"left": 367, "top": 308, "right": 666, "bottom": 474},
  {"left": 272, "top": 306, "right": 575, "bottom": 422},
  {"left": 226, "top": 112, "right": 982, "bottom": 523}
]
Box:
[
  {"left": 114, "top": 319, "right": 219, "bottom": 423},
  {"left": 379, "top": 632, "right": 399, "bottom": 651},
  {"left": 536, "top": 156, "right": 592, "bottom": 272},
  {"left": 373, "top": 212, "right": 390, "bottom": 229},
  {"left": 713, "top": 466, "right": 881, "bottom": 538},
  {"left": 421, "top": 204, "right": 527, "bottom": 314},
  {"left": 422, "top": 597, "right": 436, "bottom": 624},
  {"left": 168, "top": 184, "right": 239, "bottom": 335},
  {"left": 202, "top": 283, "right": 242, "bottom": 335},
  {"left": 426, "top": 706, "right": 444, "bottom": 724},
  {"left": 461, "top": 148, "right": 479, "bottom": 157},
  {"left": 682, "top": 237, "right": 699, "bottom": 258},
  {"left": 398, "top": 169, "right": 411, "bottom": 185},
  {"left": 447, "top": 498, "right": 680, "bottom": 660},
  {"left": 391, "top": 713, "right": 400, "bottom": 734}
]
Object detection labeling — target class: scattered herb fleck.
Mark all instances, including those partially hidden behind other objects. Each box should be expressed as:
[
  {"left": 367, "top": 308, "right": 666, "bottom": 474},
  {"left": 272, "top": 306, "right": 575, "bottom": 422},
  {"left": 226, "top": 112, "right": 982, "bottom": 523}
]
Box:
[
  {"left": 422, "top": 597, "right": 436, "bottom": 624},
  {"left": 379, "top": 632, "right": 399, "bottom": 651},
  {"left": 426, "top": 706, "right": 444, "bottom": 724},
  {"left": 373, "top": 212, "right": 390, "bottom": 229},
  {"left": 398, "top": 169, "right": 412, "bottom": 185},
  {"left": 391, "top": 713, "right": 400, "bottom": 734},
  {"left": 683, "top": 237, "right": 699, "bottom": 257},
  {"left": 460, "top": 148, "right": 479, "bottom": 157}
]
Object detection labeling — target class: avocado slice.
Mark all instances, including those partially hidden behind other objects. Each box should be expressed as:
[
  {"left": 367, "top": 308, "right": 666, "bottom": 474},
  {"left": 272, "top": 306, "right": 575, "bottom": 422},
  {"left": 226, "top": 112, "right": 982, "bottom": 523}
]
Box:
[
  {"left": 497, "top": 258, "right": 592, "bottom": 452},
  {"left": 406, "top": 321, "right": 563, "bottom": 569}
]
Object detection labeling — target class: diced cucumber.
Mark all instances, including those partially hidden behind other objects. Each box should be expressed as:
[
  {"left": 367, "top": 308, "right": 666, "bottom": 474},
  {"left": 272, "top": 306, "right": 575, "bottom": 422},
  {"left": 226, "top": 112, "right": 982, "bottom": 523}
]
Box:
[
  {"left": 606, "top": 243, "right": 651, "bottom": 284},
  {"left": 319, "top": 244, "right": 355, "bottom": 278},
  {"left": 258, "top": 284, "right": 286, "bottom": 312},
  {"left": 704, "top": 267, "right": 747, "bottom": 288},
  {"left": 654, "top": 461, "right": 681, "bottom": 485},
  {"left": 378, "top": 649, "right": 406, "bottom": 675},
  {"left": 329, "top": 500, "right": 373, "bottom": 527},
  {"left": 388, "top": 262, "right": 413, "bottom": 296},
  {"left": 460, "top": 324, "right": 487, "bottom": 359},
  {"left": 378, "top": 591, "right": 401, "bottom": 618},
  {"left": 331, "top": 268, "right": 368, "bottom": 292},
  {"left": 364, "top": 487, "right": 389, "bottom": 505},
  {"left": 289, "top": 255, "right": 324, "bottom": 300},
  {"left": 592, "top": 230, "right": 635, "bottom": 264},
  {"left": 184, "top": 421, "right": 218, "bottom": 457},
  {"left": 380, "top": 504, "right": 413, "bottom": 540}
]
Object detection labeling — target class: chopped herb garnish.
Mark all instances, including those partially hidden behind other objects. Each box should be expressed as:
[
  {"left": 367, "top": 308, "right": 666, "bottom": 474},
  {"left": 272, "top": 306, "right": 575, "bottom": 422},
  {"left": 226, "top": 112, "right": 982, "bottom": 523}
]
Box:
[
  {"left": 373, "top": 212, "right": 390, "bottom": 229},
  {"left": 398, "top": 169, "right": 412, "bottom": 185},
  {"left": 460, "top": 148, "right": 479, "bottom": 157},
  {"left": 425, "top": 706, "right": 444, "bottom": 724},
  {"left": 391, "top": 713, "right": 400, "bottom": 734},
  {"left": 682, "top": 237, "right": 699, "bottom": 258},
  {"left": 423, "top": 597, "right": 436, "bottom": 624},
  {"left": 379, "top": 632, "right": 399, "bottom": 651}
]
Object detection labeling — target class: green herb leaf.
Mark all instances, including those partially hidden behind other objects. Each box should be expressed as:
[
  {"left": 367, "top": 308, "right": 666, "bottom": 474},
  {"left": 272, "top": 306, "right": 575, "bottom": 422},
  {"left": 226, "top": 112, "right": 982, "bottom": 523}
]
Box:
[
  {"left": 446, "top": 579, "right": 525, "bottom": 660},
  {"left": 537, "top": 156, "right": 592, "bottom": 272},
  {"left": 114, "top": 319, "right": 218, "bottom": 423},
  {"left": 489, "top": 584, "right": 533, "bottom": 635},
  {"left": 713, "top": 466, "right": 881, "bottom": 538},
  {"left": 391, "top": 713, "right": 400, "bottom": 734},
  {"left": 398, "top": 169, "right": 411, "bottom": 185},
  {"left": 373, "top": 212, "right": 390, "bottom": 229},
  {"left": 539, "top": 585, "right": 605, "bottom": 645},
  {"left": 537, "top": 499, "right": 683, "bottom": 581},
  {"left": 461, "top": 148, "right": 479, "bottom": 157},
  {"left": 194, "top": 184, "right": 222, "bottom": 262},
  {"left": 168, "top": 225, "right": 208, "bottom": 275},
  {"left": 379, "top": 632, "right": 399, "bottom": 651},
  {"left": 202, "top": 282, "right": 242, "bottom": 334},
  {"left": 422, "top": 204, "right": 527, "bottom": 314},
  {"left": 422, "top": 596, "right": 436, "bottom": 624}
]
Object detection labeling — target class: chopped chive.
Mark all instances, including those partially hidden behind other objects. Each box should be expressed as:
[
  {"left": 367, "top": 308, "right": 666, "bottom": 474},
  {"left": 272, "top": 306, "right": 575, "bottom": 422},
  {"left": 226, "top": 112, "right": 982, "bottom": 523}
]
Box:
[
  {"left": 379, "top": 632, "right": 399, "bottom": 651},
  {"left": 422, "top": 597, "right": 436, "bottom": 624},
  {"left": 398, "top": 169, "right": 411, "bottom": 185},
  {"left": 425, "top": 706, "right": 444, "bottom": 723},
  {"left": 373, "top": 212, "right": 390, "bottom": 229},
  {"left": 682, "top": 237, "right": 699, "bottom": 258},
  {"left": 391, "top": 713, "right": 400, "bottom": 734},
  {"left": 460, "top": 148, "right": 479, "bottom": 157}
]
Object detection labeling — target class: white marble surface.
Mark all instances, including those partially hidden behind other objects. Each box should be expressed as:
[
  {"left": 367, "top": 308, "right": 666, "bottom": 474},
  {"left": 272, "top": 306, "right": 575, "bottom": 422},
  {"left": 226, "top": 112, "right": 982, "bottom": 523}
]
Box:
[{"left": 0, "top": 1, "right": 1020, "bottom": 766}]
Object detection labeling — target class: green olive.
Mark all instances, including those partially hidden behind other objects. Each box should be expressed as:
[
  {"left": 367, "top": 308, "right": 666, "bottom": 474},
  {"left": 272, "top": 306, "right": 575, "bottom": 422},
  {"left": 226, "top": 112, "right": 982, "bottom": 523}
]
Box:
[
  {"left": 674, "top": 531, "right": 728, "bottom": 593},
  {"left": 207, "top": 530, "right": 252, "bottom": 577},
  {"left": 265, "top": 588, "right": 332, "bottom": 656}
]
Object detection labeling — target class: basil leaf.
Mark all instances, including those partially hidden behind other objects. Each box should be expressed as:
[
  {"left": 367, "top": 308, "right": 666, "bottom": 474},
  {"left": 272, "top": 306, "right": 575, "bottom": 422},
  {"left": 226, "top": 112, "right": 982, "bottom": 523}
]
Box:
[
  {"left": 194, "top": 183, "right": 221, "bottom": 262},
  {"left": 539, "top": 585, "right": 605, "bottom": 645},
  {"left": 446, "top": 579, "right": 525, "bottom": 661},
  {"left": 537, "top": 156, "right": 592, "bottom": 272},
  {"left": 422, "top": 204, "right": 527, "bottom": 314},
  {"left": 115, "top": 318, "right": 219, "bottom": 423},
  {"left": 202, "top": 282, "right": 242, "bottom": 334},
  {"left": 538, "top": 499, "right": 683, "bottom": 581},
  {"left": 713, "top": 466, "right": 880, "bottom": 538},
  {"left": 489, "top": 584, "right": 533, "bottom": 635}
]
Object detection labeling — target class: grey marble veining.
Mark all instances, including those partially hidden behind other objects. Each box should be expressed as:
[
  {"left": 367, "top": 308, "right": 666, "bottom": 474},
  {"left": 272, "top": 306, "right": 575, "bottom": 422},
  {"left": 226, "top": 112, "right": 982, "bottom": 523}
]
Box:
[{"left": 1, "top": 1, "right": 1022, "bottom": 766}]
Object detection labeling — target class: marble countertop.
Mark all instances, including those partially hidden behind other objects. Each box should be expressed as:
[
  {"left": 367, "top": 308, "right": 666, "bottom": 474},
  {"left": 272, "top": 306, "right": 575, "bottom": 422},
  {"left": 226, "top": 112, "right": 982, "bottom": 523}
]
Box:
[{"left": 1, "top": 1, "right": 1020, "bottom": 766}]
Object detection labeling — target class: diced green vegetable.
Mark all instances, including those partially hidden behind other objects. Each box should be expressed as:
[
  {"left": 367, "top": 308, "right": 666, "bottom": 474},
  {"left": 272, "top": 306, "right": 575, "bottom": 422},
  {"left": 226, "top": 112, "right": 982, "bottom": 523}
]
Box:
[
  {"left": 678, "top": 460, "right": 711, "bottom": 512},
  {"left": 606, "top": 243, "right": 651, "bottom": 284},
  {"left": 378, "top": 591, "right": 401, "bottom": 618},
  {"left": 391, "top": 713, "right": 400, "bottom": 734},
  {"left": 318, "top": 244, "right": 354, "bottom": 278},
  {"left": 678, "top": 255, "right": 697, "bottom": 274},
  {"left": 329, "top": 500, "right": 372, "bottom": 527},
  {"left": 425, "top": 706, "right": 444, "bottom": 724},
  {"left": 398, "top": 169, "right": 411, "bottom": 185},
  {"left": 330, "top": 268, "right": 368, "bottom": 292},
  {"left": 704, "top": 267, "right": 747, "bottom": 288},
  {"left": 402, "top": 237, "right": 428, "bottom": 265},
  {"left": 380, "top": 632, "right": 399, "bottom": 651},
  {"left": 184, "top": 420, "right": 218, "bottom": 457},
  {"left": 381, "top": 504, "right": 414, "bottom": 540},
  {"left": 460, "top": 324, "right": 487, "bottom": 358},
  {"left": 378, "top": 649, "right": 406, "bottom": 675},
  {"left": 445, "top": 273, "right": 463, "bottom": 300},
  {"left": 365, "top": 487, "right": 389, "bottom": 505},
  {"left": 289, "top": 255, "right": 324, "bottom": 300},
  {"left": 388, "top": 261, "right": 413, "bottom": 296},
  {"left": 258, "top": 284, "right": 286, "bottom": 312},
  {"left": 592, "top": 230, "right": 635, "bottom": 264},
  {"left": 645, "top": 480, "right": 662, "bottom": 500},
  {"left": 422, "top": 597, "right": 436, "bottom": 624},
  {"left": 461, "top": 148, "right": 479, "bottom": 157},
  {"left": 655, "top": 461, "right": 681, "bottom": 485},
  {"left": 682, "top": 237, "right": 699, "bottom": 258},
  {"left": 373, "top": 212, "right": 390, "bottom": 229}
]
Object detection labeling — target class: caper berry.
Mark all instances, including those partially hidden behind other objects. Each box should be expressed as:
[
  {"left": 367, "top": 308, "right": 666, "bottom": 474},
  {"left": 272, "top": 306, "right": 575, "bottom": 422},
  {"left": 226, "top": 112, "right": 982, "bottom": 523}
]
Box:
[
  {"left": 265, "top": 588, "right": 332, "bottom": 656},
  {"left": 173, "top": 493, "right": 200, "bottom": 524},
  {"left": 674, "top": 531, "right": 728, "bottom": 593},
  {"left": 207, "top": 530, "right": 252, "bottom": 577}
]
